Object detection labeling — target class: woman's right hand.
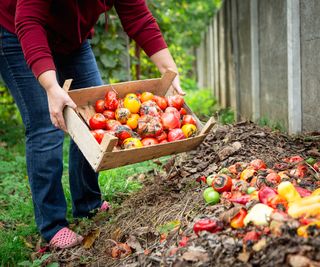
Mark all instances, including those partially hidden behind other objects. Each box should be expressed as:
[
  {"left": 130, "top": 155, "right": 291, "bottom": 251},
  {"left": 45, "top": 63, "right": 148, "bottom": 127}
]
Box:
[
  {"left": 46, "top": 84, "right": 77, "bottom": 131},
  {"left": 38, "top": 70, "right": 77, "bottom": 132}
]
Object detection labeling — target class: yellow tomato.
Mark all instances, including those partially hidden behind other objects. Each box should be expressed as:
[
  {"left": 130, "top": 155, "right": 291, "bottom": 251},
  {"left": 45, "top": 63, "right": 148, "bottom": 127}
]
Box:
[
  {"left": 240, "top": 168, "right": 256, "bottom": 181},
  {"left": 124, "top": 96, "right": 141, "bottom": 113},
  {"left": 125, "top": 93, "right": 138, "bottom": 99},
  {"left": 140, "top": 92, "right": 154, "bottom": 103},
  {"left": 126, "top": 114, "right": 140, "bottom": 129},
  {"left": 115, "top": 108, "right": 131, "bottom": 124},
  {"left": 181, "top": 124, "right": 197, "bottom": 138},
  {"left": 122, "top": 138, "right": 143, "bottom": 149}
]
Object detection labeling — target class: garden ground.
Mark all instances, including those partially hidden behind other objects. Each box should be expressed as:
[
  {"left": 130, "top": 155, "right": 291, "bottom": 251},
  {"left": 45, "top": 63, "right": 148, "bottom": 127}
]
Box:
[{"left": 43, "top": 122, "right": 320, "bottom": 266}]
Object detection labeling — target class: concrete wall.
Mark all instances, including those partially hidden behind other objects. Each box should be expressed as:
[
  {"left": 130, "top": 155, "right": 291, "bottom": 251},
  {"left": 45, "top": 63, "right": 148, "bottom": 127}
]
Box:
[
  {"left": 300, "top": 0, "right": 320, "bottom": 132},
  {"left": 259, "top": 0, "right": 288, "bottom": 129},
  {"left": 196, "top": 0, "right": 319, "bottom": 133}
]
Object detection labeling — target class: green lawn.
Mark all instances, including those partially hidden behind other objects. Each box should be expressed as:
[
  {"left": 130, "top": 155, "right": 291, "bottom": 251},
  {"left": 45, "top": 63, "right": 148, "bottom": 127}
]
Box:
[{"left": 0, "top": 122, "right": 162, "bottom": 266}]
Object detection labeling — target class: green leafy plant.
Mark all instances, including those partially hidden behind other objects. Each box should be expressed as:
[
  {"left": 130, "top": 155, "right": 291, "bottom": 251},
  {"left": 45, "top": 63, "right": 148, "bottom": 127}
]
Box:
[
  {"left": 18, "top": 254, "right": 58, "bottom": 267},
  {"left": 259, "top": 117, "right": 286, "bottom": 132}
]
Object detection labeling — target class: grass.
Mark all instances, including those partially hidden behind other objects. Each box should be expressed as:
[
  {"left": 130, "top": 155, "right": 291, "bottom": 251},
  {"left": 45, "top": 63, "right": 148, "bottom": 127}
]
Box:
[{"left": 0, "top": 121, "right": 161, "bottom": 266}]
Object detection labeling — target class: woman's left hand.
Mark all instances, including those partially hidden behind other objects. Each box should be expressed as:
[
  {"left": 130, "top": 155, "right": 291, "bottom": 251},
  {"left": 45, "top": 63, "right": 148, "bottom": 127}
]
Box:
[{"left": 172, "top": 74, "right": 186, "bottom": 95}]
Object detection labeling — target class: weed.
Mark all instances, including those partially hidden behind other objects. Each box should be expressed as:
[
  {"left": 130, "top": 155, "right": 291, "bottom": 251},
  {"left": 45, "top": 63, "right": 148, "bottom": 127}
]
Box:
[{"left": 258, "top": 117, "right": 286, "bottom": 132}]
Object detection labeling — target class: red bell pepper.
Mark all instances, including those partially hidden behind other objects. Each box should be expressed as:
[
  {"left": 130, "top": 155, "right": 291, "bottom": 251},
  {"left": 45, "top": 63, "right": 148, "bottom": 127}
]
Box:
[
  {"left": 267, "top": 195, "right": 288, "bottom": 210},
  {"left": 295, "top": 186, "right": 312, "bottom": 197},
  {"left": 258, "top": 187, "right": 278, "bottom": 205},
  {"left": 230, "top": 208, "right": 247, "bottom": 229},
  {"left": 243, "top": 231, "right": 261, "bottom": 243},
  {"left": 193, "top": 219, "right": 223, "bottom": 236},
  {"left": 196, "top": 175, "right": 207, "bottom": 183},
  {"left": 230, "top": 195, "right": 251, "bottom": 205}
]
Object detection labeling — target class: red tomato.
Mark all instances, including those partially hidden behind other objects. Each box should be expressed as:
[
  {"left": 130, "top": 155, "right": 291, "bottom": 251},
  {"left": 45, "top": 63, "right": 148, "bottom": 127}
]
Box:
[
  {"left": 180, "top": 107, "right": 187, "bottom": 116},
  {"left": 182, "top": 115, "right": 197, "bottom": 126},
  {"left": 140, "top": 100, "right": 162, "bottom": 117},
  {"left": 95, "top": 99, "right": 105, "bottom": 113},
  {"left": 290, "top": 164, "right": 307, "bottom": 178},
  {"left": 168, "top": 129, "right": 185, "bottom": 142},
  {"left": 153, "top": 95, "right": 168, "bottom": 111},
  {"left": 114, "top": 125, "right": 134, "bottom": 141},
  {"left": 91, "top": 129, "right": 105, "bottom": 144},
  {"left": 165, "top": 107, "right": 180, "bottom": 119},
  {"left": 106, "top": 119, "right": 121, "bottom": 131},
  {"left": 102, "top": 110, "right": 115, "bottom": 120},
  {"left": 141, "top": 137, "right": 159, "bottom": 146},
  {"left": 283, "top": 155, "right": 304, "bottom": 163},
  {"left": 156, "top": 131, "right": 167, "bottom": 141},
  {"left": 212, "top": 174, "right": 233, "bottom": 193},
  {"left": 167, "top": 95, "right": 184, "bottom": 110},
  {"left": 161, "top": 112, "right": 181, "bottom": 130},
  {"left": 89, "top": 113, "right": 106, "bottom": 130},
  {"left": 137, "top": 115, "right": 163, "bottom": 138},
  {"left": 266, "top": 172, "right": 281, "bottom": 184},
  {"left": 159, "top": 139, "right": 168, "bottom": 144},
  {"left": 105, "top": 91, "right": 119, "bottom": 111},
  {"left": 249, "top": 159, "right": 267, "bottom": 170}
]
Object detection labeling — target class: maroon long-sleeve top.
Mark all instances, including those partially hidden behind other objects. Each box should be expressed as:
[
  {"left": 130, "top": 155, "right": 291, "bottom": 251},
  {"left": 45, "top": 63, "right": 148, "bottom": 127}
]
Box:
[{"left": 0, "top": 0, "right": 167, "bottom": 78}]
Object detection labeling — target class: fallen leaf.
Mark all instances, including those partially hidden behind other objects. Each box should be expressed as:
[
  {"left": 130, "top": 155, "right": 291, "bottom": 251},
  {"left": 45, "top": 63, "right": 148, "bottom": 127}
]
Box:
[
  {"left": 218, "top": 142, "right": 242, "bottom": 160},
  {"left": 252, "top": 238, "right": 267, "bottom": 252},
  {"left": 182, "top": 247, "right": 209, "bottom": 263},
  {"left": 82, "top": 228, "right": 101, "bottom": 249},
  {"left": 156, "top": 220, "right": 180, "bottom": 235},
  {"left": 111, "top": 228, "right": 122, "bottom": 241},
  {"left": 219, "top": 206, "right": 242, "bottom": 223},
  {"left": 288, "top": 254, "right": 320, "bottom": 267},
  {"left": 238, "top": 252, "right": 250, "bottom": 263},
  {"left": 0, "top": 142, "right": 7, "bottom": 147},
  {"left": 126, "top": 235, "right": 143, "bottom": 253},
  {"left": 21, "top": 237, "right": 34, "bottom": 249}
]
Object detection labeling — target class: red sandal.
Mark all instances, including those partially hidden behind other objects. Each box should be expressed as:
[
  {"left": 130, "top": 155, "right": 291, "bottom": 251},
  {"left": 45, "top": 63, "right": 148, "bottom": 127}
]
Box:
[{"left": 49, "top": 227, "right": 83, "bottom": 249}]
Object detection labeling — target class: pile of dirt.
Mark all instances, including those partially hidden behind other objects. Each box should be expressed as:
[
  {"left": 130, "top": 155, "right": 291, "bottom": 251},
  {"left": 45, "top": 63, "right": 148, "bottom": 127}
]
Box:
[{"left": 50, "top": 122, "right": 320, "bottom": 266}]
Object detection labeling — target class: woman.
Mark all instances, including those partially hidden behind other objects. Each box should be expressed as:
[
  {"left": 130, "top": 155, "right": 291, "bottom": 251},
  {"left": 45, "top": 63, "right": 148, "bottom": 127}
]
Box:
[{"left": 0, "top": 0, "right": 184, "bottom": 249}]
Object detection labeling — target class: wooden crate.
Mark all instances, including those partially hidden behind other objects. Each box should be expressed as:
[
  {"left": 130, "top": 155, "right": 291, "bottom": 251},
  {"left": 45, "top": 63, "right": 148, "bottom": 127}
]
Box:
[{"left": 63, "top": 69, "right": 215, "bottom": 172}]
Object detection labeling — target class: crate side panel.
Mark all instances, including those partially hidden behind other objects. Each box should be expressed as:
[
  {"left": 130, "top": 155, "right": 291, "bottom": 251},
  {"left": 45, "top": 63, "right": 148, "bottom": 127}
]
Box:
[
  {"left": 97, "top": 134, "right": 207, "bottom": 171},
  {"left": 64, "top": 107, "right": 102, "bottom": 170}
]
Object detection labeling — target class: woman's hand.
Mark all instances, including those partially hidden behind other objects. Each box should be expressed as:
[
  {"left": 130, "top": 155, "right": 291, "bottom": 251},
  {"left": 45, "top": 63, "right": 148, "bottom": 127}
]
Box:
[
  {"left": 172, "top": 74, "right": 185, "bottom": 95},
  {"left": 46, "top": 85, "right": 77, "bottom": 131},
  {"left": 150, "top": 48, "right": 186, "bottom": 95},
  {"left": 38, "top": 70, "right": 76, "bottom": 131}
]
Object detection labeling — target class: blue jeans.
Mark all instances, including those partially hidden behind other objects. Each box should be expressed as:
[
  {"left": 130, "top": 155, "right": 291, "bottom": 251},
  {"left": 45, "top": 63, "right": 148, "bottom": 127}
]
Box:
[{"left": 0, "top": 26, "right": 103, "bottom": 242}]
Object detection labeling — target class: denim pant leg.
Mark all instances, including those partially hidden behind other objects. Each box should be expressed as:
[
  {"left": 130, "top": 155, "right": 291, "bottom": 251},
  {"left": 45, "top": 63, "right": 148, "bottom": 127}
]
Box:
[
  {"left": 54, "top": 40, "right": 104, "bottom": 218},
  {"left": 0, "top": 26, "right": 68, "bottom": 242}
]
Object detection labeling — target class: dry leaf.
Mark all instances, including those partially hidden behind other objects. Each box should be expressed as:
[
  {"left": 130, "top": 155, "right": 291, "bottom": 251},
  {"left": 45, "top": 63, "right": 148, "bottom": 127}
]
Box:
[
  {"left": 288, "top": 254, "right": 320, "bottom": 267},
  {"left": 22, "top": 237, "right": 34, "bottom": 249},
  {"left": 238, "top": 252, "right": 250, "bottom": 263},
  {"left": 82, "top": 228, "right": 101, "bottom": 249},
  {"left": 219, "top": 206, "right": 242, "bottom": 223},
  {"left": 126, "top": 235, "right": 143, "bottom": 253},
  {"left": 252, "top": 238, "right": 267, "bottom": 252},
  {"left": 182, "top": 247, "right": 209, "bottom": 263},
  {"left": 111, "top": 228, "right": 122, "bottom": 241}
]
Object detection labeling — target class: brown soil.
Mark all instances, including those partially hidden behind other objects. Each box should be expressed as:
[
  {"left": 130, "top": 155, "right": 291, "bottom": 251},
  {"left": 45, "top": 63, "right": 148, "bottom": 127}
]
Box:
[{"left": 50, "top": 122, "right": 320, "bottom": 267}]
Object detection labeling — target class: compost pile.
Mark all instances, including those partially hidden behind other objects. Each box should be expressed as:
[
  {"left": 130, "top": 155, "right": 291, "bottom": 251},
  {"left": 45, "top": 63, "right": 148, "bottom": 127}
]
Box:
[{"left": 51, "top": 122, "right": 320, "bottom": 267}]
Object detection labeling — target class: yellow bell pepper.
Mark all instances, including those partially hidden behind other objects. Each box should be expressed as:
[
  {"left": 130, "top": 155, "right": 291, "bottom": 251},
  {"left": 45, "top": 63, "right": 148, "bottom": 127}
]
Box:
[
  {"left": 277, "top": 181, "right": 301, "bottom": 203},
  {"left": 297, "top": 221, "right": 320, "bottom": 238},
  {"left": 311, "top": 188, "right": 320, "bottom": 196},
  {"left": 288, "top": 195, "right": 320, "bottom": 218}
]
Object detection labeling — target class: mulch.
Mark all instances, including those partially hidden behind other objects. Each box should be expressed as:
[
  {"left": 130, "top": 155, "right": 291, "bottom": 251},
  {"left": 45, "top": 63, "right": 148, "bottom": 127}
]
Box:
[{"left": 49, "top": 121, "right": 320, "bottom": 267}]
